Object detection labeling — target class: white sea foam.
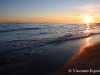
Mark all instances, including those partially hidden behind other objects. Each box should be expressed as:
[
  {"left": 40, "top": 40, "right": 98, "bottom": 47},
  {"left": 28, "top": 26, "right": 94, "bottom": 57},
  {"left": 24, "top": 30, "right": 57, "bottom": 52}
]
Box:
[{"left": 0, "top": 22, "right": 100, "bottom": 47}]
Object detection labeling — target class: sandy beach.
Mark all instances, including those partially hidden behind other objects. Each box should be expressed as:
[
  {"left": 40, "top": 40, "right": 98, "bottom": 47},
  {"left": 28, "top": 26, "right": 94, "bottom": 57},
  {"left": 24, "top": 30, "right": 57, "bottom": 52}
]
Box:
[{"left": 52, "top": 35, "right": 100, "bottom": 75}]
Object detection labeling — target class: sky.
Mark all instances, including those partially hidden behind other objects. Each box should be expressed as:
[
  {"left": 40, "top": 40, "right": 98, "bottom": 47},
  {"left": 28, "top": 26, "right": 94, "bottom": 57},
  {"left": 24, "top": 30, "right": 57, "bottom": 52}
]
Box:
[{"left": 0, "top": 0, "right": 100, "bottom": 23}]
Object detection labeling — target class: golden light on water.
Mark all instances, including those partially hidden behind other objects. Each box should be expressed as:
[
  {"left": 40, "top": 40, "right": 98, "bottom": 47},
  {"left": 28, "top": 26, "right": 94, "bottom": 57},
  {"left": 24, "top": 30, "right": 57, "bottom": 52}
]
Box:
[{"left": 84, "top": 15, "right": 92, "bottom": 34}]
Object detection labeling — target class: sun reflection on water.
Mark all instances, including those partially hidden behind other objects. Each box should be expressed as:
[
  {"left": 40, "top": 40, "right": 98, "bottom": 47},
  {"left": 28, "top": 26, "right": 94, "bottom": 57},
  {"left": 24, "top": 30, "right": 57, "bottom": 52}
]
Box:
[
  {"left": 85, "top": 23, "right": 90, "bottom": 33},
  {"left": 84, "top": 15, "right": 92, "bottom": 35}
]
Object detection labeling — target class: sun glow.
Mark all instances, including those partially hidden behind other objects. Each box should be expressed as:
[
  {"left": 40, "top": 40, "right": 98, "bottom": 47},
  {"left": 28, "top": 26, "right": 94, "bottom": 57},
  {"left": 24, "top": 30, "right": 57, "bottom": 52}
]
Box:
[
  {"left": 84, "top": 15, "right": 92, "bottom": 34},
  {"left": 85, "top": 15, "right": 92, "bottom": 24}
]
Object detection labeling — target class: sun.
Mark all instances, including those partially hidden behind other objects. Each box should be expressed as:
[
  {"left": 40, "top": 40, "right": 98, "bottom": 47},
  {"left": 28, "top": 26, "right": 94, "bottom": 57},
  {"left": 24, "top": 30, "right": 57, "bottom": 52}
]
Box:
[{"left": 85, "top": 15, "right": 92, "bottom": 24}]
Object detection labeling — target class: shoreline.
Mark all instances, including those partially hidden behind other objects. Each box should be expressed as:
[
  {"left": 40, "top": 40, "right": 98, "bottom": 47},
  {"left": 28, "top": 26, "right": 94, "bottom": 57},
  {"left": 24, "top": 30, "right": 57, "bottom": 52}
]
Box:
[
  {"left": 52, "top": 38, "right": 100, "bottom": 75},
  {"left": 0, "top": 34, "right": 100, "bottom": 75}
]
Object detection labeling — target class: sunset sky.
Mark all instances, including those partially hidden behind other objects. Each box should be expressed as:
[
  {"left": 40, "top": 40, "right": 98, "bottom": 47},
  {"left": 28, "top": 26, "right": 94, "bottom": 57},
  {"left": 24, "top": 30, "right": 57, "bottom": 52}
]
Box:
[{"left": 0, "top": 0, "right": 100, "bottom": 23}]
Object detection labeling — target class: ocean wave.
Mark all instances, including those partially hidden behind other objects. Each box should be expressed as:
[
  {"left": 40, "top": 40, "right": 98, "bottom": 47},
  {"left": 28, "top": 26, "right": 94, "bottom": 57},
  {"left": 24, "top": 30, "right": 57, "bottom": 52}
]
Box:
[
  {"left": 0, "top": 27, "right": 44, "bottom": 33},
  {"left": 0, "top": 32, "right": 100, "bottom": 53},
  {"left": 0, "top": 22, "right": 100, "bottom": 54}
]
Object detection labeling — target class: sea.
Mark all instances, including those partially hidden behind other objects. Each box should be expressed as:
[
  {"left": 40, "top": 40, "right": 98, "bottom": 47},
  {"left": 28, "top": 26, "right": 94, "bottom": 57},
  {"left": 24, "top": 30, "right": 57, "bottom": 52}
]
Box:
[{"left": 0, "top": 22, "right": 100, "bottom": 74}]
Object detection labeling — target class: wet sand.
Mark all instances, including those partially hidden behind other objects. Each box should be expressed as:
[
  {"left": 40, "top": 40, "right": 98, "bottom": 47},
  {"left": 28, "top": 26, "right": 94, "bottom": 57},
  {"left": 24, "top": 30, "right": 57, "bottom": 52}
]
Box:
[
  {"left": 0, "top": 35, "right": 100, "bottom": 75},
  {"left": 53, "top": 36, "right": 100, "bottom": 75}
]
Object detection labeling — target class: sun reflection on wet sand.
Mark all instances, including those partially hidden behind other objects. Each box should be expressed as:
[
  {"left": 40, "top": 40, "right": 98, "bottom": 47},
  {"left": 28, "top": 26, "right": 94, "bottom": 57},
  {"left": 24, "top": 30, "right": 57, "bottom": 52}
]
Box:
[
  {"left": 85, "top": 37, "right": 91, "bottom": 46},
  {"left": 79, "top": 37, "right": 91, "bottom": 54}
]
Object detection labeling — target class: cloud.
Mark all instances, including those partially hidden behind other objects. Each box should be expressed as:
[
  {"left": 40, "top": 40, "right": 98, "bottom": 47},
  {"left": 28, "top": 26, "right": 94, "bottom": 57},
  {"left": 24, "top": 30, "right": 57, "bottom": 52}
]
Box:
[{"left": 76, "top": 4, "right": 100, "bottom": 12}]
